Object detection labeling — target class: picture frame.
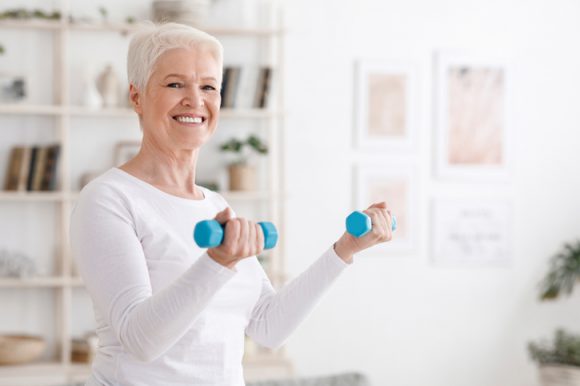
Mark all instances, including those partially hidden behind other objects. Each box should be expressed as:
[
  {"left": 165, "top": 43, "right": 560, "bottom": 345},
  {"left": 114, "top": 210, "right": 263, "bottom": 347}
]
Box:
[
  {"left": 354, "top": 60, "right": 417, "bottom": 151},
  {"left": 430, "top": 198, "right": 513, "bottom": 267},
  {"left": 0, "top": 73, "right": 28, "bottom": 103},
  {"left": 113, "top": 141, "right": 141, "bottom": 166},
  {"left": 353, "top": 163, "right": 416, "bottom": 254},
  {"left": 434, "top": 52, "right": 511, "bottom": 180}
]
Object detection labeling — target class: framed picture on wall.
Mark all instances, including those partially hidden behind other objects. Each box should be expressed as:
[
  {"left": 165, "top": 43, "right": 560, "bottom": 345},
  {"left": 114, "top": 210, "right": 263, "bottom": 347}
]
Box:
[
  {"left": 353, "top": 163, "right": 416, "bottom": 254},
  {"left": 354, "top": 60, "right": 417, "bottom": 151},
  {"left": 434, "top": 52, "right": 511, "bottom": 180},
  {"left": 430, "top": 198, "right": 513, "bottom": 267}
]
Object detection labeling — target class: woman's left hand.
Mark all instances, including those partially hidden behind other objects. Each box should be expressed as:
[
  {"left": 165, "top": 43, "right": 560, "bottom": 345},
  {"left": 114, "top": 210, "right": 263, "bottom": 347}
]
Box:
[{"left": 333, "top": 201, "right": 394, "bottom": 263}]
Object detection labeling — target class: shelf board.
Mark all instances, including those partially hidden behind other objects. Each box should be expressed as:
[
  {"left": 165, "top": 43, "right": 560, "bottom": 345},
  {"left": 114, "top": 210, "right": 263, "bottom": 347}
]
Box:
[
  {"left": 0, "top": 105, "right": 281, "bottom": 119},
  {"left": 0, "top": 19, "right": 62, "bottom": 30},
  {"left": 0, "top": 277, "right": 71, "bottom": 288},
  {"left": 205, "top": 27, "right": 284, "bottom": 37},
  {"left": 67, "top": 106, "right": 135, "bottom": 118},
  {"left": 69, "top": 23, "right": 282, "bottom": 36},
  {"left": 0, "top": 104, "right": 63, "bottom": 116},
  {"left": 0, "top": 362, "right": 91, "bottom": 377},
  {"left": 220, "top": 109, "right": 283, "bottom": 119},
  {"left": 0, "top": 20, "right": 284, "bottom": 37},
  {"left": 68, "top": 21, "right": 137, "bottom": 34},
  {"left": 0, "top": 191, "right": 65, "bottom": 202}
]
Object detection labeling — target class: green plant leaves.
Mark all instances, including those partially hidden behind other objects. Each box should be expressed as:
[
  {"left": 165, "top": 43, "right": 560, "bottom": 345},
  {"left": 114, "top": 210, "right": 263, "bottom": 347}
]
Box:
[
  {"left": 539, "top": 240, "right": 580, "bottom": 300},
  {"left": 219, "top": 135, "right": 268, "bottom": 165},
  {"left": 529, "top": 329, "right": 580, "bottom": 366}
]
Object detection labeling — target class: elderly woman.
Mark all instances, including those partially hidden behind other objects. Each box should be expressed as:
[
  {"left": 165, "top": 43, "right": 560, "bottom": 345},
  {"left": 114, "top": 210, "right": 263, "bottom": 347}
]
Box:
[{"left": 71, "top": 22, "right": 393, "bottom": 386}]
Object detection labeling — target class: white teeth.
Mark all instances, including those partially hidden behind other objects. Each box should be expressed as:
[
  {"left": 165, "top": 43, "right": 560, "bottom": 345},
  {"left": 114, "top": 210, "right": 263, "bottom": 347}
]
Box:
[{"left": 175, "top": 116, "right": 203, "bottom": 123}]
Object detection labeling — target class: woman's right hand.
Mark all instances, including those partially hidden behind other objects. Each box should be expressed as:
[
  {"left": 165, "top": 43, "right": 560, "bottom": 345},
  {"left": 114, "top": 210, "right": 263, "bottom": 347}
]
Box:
[{"left": 206, "top": 207, "right": 265, "bottom": 269}]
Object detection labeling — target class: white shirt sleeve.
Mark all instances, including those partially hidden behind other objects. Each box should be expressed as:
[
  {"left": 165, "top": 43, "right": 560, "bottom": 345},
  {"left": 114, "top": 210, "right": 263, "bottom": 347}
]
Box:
[
  {"left": 245, "top": 246, "right": 349, "bottom": 348},
  {"left": 70, "top": 183, "right": 236, "bottom": 363}
]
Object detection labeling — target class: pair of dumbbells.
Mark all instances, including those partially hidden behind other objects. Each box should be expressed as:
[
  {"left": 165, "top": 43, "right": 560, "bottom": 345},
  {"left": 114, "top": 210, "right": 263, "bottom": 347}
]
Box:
[{"left": 194, "top": 211, "right": 397, "bottom": 249}]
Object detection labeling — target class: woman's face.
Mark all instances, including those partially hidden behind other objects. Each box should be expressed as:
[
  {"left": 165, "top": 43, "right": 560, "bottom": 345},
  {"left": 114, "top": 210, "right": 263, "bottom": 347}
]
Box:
[{"left": 132, "top": 46, "right": 221, "bottom": 153}]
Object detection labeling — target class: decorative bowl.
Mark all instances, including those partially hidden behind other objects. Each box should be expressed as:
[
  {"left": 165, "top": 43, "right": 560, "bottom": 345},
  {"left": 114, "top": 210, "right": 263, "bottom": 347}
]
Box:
[{"left": 0, "top": 335, "right": 46, "bottom": 365}]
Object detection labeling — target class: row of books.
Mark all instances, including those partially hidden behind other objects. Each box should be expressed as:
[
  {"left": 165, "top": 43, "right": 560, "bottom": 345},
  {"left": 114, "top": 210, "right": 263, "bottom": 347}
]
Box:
[
  {"left": 220, "top": 66, "right": 273, "bottom": 109},
  {"left": 3, "top": 144, "right": 61, "bottom": 192}
]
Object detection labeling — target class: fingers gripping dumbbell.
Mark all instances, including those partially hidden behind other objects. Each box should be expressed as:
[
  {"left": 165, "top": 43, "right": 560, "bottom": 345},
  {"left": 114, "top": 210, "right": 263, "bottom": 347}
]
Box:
[
  {"left": 346, "top": 210, "right": 397, "bottom": 238},
  {"left": 193, "top": 220, "right": 278, "bottom": 249}
]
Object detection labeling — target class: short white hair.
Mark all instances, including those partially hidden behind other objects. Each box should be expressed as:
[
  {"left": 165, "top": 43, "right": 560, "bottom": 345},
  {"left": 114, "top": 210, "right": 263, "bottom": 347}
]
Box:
[{"left": 127, "top": 21, "right": 223, "bottom": 91}]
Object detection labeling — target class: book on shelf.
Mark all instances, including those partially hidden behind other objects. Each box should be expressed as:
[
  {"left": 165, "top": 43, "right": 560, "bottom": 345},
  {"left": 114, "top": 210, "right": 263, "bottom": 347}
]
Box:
[
  {"left": 3, "top": 144, "right": 61, "bottom": 192},
  {"left": 254, "top": 66, "right": 272, "bottom": 109},
  {"left": 220, "top": 66, "right": 241, "bottom": 109},
  {"left": 220, "top": 65, "right": 273, "bottom": 110},
  {"left": 41, "top": 145, "right": 61, "bottom": 191},
  {"left": 3, "top": 146, "right": 25, "bottom": 191},
  {"left": 235, "top": 66, "right": 260, "bottom": 109}
]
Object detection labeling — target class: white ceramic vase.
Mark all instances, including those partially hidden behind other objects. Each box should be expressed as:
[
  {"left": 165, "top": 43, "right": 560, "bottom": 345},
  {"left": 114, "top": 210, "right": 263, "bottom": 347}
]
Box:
[{"left": 97, "top": 64, "right": 120, "bottom": 108}]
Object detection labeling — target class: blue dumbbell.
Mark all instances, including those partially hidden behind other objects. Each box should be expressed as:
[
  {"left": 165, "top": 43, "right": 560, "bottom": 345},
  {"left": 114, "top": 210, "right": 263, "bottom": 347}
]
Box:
[
  {"left": 346, "top": 210, "right": 397, "bottom": 238},
  {"left": 194, "top": 220, "right": 278, "bottom": 249}
]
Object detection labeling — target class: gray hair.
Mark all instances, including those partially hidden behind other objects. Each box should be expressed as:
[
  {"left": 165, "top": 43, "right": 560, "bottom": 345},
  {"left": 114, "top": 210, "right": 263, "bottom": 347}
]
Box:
[{"left": 127, "top": 21, "right": 223, "bottom": 91}]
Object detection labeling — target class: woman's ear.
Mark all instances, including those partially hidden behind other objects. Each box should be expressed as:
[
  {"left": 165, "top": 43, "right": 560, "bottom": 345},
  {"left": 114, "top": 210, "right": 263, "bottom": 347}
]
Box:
[{"left": 129, "top": 84, "right": 143, "bottom": 114}]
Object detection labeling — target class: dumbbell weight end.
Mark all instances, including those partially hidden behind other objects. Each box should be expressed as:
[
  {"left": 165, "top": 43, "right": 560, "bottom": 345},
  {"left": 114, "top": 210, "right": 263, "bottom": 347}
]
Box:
[{"left": 346, "top": 210, "right": 397, "bottom": 238}]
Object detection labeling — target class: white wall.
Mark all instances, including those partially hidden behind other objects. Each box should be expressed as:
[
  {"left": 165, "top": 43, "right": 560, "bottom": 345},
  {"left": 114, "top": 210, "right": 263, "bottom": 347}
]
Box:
[{"left": 281, "top": 1, "right": 580, "bottom": 386}]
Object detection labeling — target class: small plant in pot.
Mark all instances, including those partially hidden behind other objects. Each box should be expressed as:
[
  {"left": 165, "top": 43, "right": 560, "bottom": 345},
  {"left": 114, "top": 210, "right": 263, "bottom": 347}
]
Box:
[
  {"left": 219, "top": 134, "right": 268, "bottom": 191},
  {"left": 529, "top": 240, "right": 580, "bottom": 386}
]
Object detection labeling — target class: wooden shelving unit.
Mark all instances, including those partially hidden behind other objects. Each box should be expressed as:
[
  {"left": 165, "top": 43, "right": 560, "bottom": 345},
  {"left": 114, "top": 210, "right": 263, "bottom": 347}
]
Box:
[{"left": 0, "top": 0, "right": 289, "bottom": 383}]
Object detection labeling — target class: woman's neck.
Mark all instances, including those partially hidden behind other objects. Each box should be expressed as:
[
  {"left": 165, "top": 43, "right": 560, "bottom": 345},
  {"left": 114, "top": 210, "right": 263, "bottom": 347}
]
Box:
[{"left": 119, "top": 146, "right": 204, "bottom": 200}]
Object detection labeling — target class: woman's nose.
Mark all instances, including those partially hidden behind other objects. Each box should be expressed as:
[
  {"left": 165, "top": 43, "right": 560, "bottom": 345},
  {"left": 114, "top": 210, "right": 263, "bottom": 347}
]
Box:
[{"left": 182, "top": 87, "right": 204, "bottom": 107}]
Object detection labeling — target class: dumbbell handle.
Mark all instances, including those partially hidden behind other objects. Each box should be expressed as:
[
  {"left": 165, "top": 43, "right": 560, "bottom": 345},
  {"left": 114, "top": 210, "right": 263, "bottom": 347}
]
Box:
[
  {"left": 193, "top": 220, "right": 278, "bottom": 249},
  {"left": 346, "top": 210, "right": 397, "bottom": 238}
]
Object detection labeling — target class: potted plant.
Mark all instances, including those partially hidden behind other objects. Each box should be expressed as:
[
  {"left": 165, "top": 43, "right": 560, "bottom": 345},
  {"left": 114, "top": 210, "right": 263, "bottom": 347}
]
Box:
[
  {"left": 219, "top": 134, "right": 268, "bottom": 191},
  {"left": 529, "top": 240, "right": 580, "bottom": 386}
]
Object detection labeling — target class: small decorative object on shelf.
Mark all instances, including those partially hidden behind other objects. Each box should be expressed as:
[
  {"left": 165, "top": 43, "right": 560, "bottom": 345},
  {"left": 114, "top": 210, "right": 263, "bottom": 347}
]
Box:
[
  {"left": 83, "top": 65, "right": 103, "bottom": 109},
  {"left": 220, "top": 134, "right": 268, "bottom": 191},
  {"left": 152, "top": 0, "right": 211, "bottom": 27},
  {"left": 0, "top": 249, "right": 36, "bottom": 278},
  {"left": 0, "top": 74, "right": 27, "bottom": 103},
  {"left": 97, "top": 6, "right": 108, "bottom": 23},
  {"left": 71, "top": 332, "right": 98, "bottom": 364},
  {"left": 97, "top": 64, "right": 122, "bottom": 108},
  {"left": 0, "top": 335, "right": 46, "bottom": 365}
]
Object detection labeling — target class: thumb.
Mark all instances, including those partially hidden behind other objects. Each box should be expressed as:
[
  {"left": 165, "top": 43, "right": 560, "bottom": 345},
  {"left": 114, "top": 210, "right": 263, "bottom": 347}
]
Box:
[
  {"left": 214, "top": 207, "right": 233, "bottom": 225},
  {"left": 367, "top": 201, "right": 387, "bottom": 210}
]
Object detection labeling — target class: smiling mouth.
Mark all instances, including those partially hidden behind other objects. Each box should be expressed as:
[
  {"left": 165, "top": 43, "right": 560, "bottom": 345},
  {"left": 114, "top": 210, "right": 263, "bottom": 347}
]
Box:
[{"left": 173, "top": 115, "right": 205, "bottom": 124}]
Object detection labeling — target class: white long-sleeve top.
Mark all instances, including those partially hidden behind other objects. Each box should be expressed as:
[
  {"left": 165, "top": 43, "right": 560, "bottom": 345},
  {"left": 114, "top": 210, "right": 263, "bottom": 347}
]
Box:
[{"left": 70, "top": 168, "right": 349, "bottom": 386}]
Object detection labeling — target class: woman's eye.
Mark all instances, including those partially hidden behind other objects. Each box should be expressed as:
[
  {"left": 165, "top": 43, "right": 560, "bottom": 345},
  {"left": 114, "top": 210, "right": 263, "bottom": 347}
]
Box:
[
  {"left": 167, "top": 83, "right": 183, "bottom": 88},
  {"left": 202, "top": 85, "right": 217, "bottom": 91}
]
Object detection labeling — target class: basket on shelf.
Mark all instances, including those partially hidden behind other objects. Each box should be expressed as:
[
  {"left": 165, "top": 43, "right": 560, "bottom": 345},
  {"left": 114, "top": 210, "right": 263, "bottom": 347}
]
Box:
[{"left": 0, "top": 334, "right": 46, "bottom": 365}]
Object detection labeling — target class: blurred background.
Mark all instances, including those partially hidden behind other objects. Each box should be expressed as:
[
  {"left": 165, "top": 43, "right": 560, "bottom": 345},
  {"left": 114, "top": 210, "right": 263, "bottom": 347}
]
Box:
[{"left": 1, "top": 0, "right": 580, "bottom": 385}]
